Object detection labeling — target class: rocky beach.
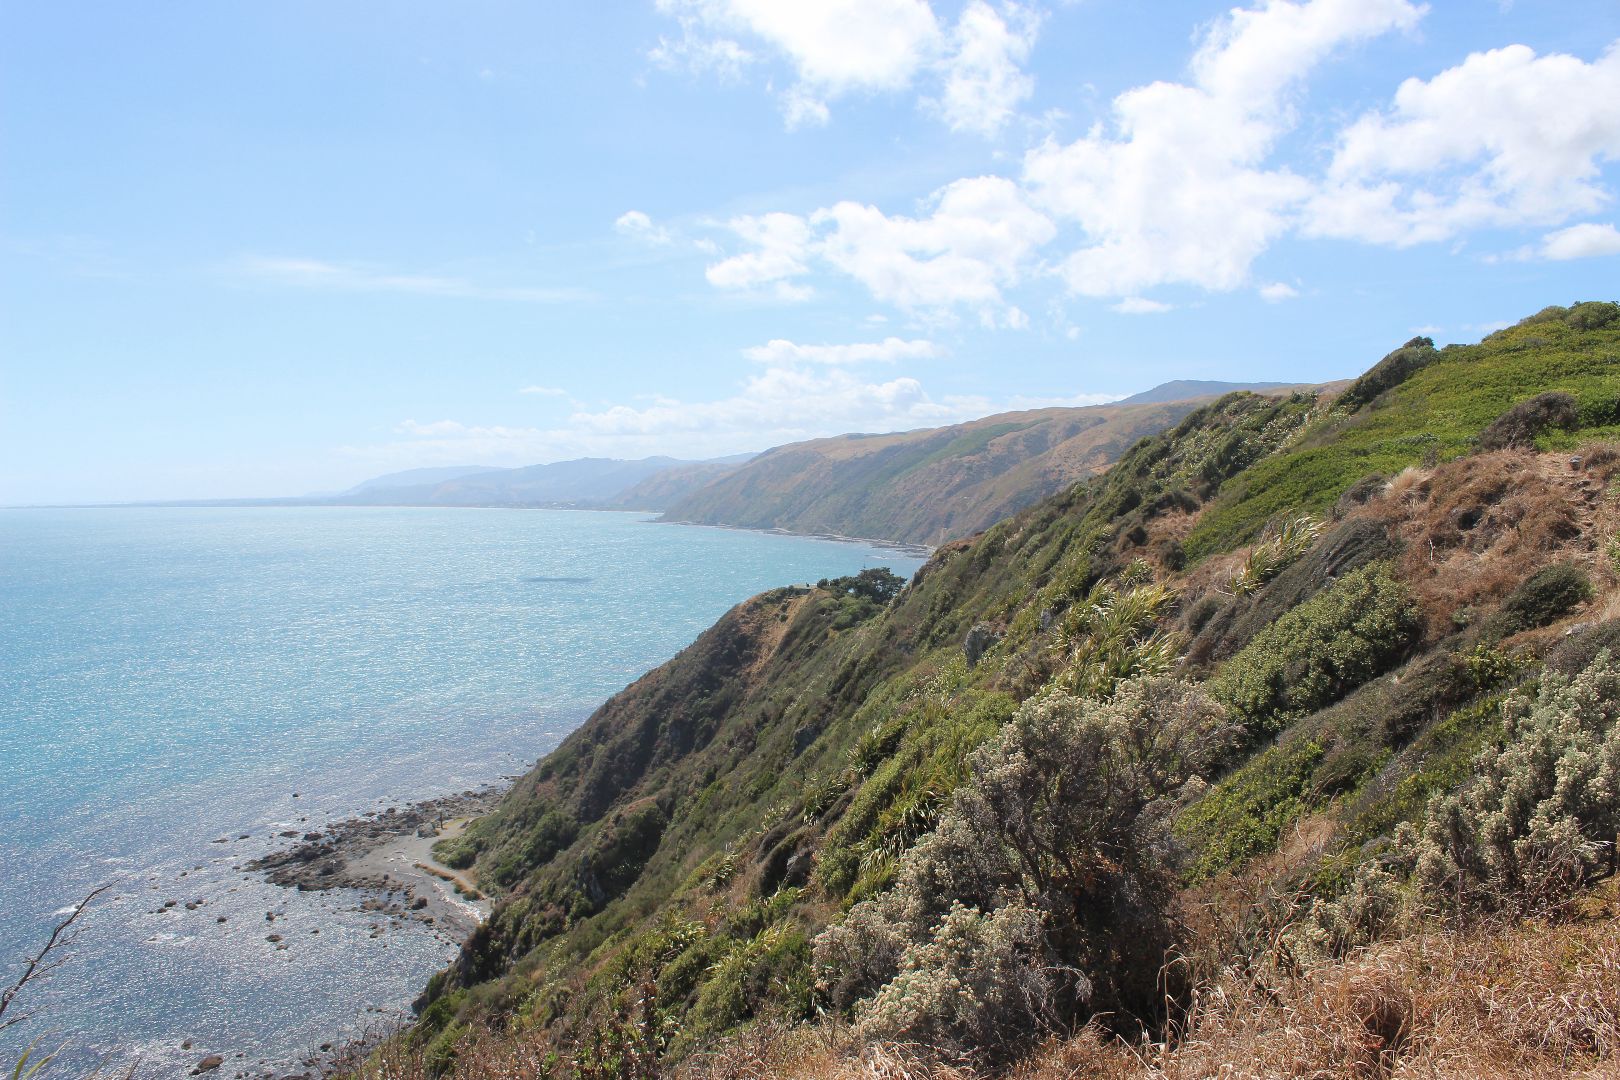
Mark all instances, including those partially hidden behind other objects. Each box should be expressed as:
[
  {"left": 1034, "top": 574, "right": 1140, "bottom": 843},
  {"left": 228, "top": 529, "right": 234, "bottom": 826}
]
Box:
[{"left": 247, "top": 788, "right": 503, "bottom": 943}]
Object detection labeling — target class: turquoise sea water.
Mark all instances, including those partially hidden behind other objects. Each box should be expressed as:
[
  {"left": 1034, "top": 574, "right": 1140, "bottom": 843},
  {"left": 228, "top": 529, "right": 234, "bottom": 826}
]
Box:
[{"left": 0, "top": 507, "right": 922, "bottom": 1077}]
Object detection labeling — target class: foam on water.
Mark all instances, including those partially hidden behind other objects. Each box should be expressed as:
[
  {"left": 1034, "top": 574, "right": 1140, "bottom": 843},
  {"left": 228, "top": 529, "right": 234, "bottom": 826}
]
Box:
[{"left": 0, "top": 507, "right": 922, "bottom": 1076}]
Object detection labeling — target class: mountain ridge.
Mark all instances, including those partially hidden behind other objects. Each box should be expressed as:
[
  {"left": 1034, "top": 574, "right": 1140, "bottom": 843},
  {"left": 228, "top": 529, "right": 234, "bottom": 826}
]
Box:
[{"left": 659, "top": 383, "right": 1333, "bottom": 546}]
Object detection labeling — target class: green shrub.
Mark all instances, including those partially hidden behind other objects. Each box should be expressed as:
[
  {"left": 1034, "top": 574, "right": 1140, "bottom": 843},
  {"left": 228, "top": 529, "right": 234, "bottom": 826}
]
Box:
[
  {"left": 1564, "top": 300, "right": 1620, "bottom": 331},
  {"left": 1341, "top": 696, "right": 1505, "bottom": 846},
  {"left": 1397, "top": 650, "right": 1620, "bottom": 912},
  {"left": 1337, "top": 337, "right": 1439, "bottom": 414},
  {"left": 814, "top": 679, "right": 1240, "bottom": 1057},
  {"left": 1175, "top": 737, "right": 1325, "bottom": 879},
  {"left": 1496, "top": 564, "right": 1593, "bottom": 635},
  {"left": 1476, "top": 391, "right": 1580, "bottom": 451},
  {"left": 1213, "top": 563, "right": 1420, "bottom": 735}
]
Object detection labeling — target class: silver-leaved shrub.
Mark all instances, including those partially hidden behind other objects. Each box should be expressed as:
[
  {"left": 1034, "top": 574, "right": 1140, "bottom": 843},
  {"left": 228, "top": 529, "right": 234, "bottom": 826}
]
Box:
[
  {"left": 1397, "top": 649, "right": 1620, "bottom": 912},
  {"left": 814, "top": 677, "right": 1240, "bottom": 1062}
]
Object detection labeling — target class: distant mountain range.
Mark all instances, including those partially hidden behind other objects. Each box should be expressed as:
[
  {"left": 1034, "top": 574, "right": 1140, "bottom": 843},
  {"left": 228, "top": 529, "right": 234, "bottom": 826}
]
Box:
[
  {"left": 328, "top": 455, "right": 755, "bottom": 510},
  {"left": 118, "top": 381, "right": 1316, "bottom": 545},
  {"left": 1117, "top": 379, "right": 1290, "bottom": 404},
  {"left": 656, "top": 381, "right": 1322, "bottom": 547}
]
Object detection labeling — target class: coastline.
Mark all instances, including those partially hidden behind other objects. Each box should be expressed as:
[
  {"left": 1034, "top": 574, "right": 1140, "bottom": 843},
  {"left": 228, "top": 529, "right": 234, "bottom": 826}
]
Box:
[
  {"left": 4, "top": 503, "right": 940, "bottom": 562},
  {"left": 647, "top": 516, "right": 936, "bottom": 560},
  {"left": 247, "top": 787, "right": 504, "bottom": 943}
]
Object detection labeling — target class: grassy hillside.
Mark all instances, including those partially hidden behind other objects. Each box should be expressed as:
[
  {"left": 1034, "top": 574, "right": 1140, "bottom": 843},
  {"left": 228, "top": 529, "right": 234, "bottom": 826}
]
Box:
[
  {"left": 658, "top": 396, "right": 1232, "bottom": 546},
  {"left": 602, "top": 461, "right": 748, "bottom": 512},
  {"left": 376, "top": 301, "right": 1619, "bottom": 1078}
]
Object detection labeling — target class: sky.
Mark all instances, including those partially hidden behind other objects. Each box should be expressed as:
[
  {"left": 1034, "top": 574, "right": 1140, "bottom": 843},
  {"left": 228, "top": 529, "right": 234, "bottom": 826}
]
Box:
[{"left": 3, "top": 0, "right": 1619, "bottom": 504}]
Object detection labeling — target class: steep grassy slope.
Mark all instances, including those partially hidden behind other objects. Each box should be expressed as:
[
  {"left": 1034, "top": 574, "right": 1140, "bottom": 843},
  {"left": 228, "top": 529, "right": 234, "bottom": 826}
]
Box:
[
  {"left": 658, "top": 397, "right": 1229, "bottom": 546},
  {"left": 602, "top": 461, "right": 748, "bottom": 512},
  {"left": 393, "top": 301, "right": 1619, "bottom": 1077}
]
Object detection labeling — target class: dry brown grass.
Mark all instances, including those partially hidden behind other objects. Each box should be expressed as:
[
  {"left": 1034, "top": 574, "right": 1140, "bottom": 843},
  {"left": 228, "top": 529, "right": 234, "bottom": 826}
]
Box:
[
  {"left": 1365, "top": 449, "right": 1611, "bottom": 638},
  {"left": 670, "top": 888, "right": 1620, "bottom": 1080}
]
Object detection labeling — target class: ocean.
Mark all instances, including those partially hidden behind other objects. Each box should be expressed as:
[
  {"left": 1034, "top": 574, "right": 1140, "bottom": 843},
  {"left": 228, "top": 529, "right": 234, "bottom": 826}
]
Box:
[{"left": 0, "top": 507, "right": 923, "bottom": 1077}]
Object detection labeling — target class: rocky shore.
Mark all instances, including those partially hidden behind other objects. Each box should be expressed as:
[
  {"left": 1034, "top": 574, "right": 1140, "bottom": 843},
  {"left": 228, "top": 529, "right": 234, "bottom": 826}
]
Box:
[{"left": 247, "top": 787, "right": 504, "bottom": 941}]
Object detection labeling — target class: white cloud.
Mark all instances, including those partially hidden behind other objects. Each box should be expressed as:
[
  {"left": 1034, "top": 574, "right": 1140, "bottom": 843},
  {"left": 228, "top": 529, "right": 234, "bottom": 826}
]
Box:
[
  {"left": 1308, "top": 41, "right": 1620, "bottom": 245},
  {"left": 1112, "top": 297, "right": 1172, "bottom": 315},
  {"left": 1024, "top": 0, "right": 1423, "bottom": 297},
  {"left": 704, "top": 212, "right": 815, "bottom": 300},
  {"left": 567, "top": 365, "right": 959, "bottom": 440},
  {"left": 742, "top": 337, "right": 941, "bottom": 365},
  {"left": 653, "top": 0, "right": 1040, "bottom": 135},
  {"left": 656, "top": 0, "right": 941, "bottom": 126},
  {"left": 650, "top": 34, "right": 754, "bottom": 80},
  {"left": 934, "top": 2, "right": 1040, "bottom": 136},
  {"left": 812, "top": 175, "right": 1053, "bottom": 320},
  {"left": 702, "top": 178, "right": 1048, "bottom": 320},
  {"left": 234, "top": 256, "right": 590, "bottom": 303},
  {"left": 781, "top": 86, "right": 832, "bottom": 129},
  {"left": 614, "top": 210, "right": 673, "bottom": 245},
  {"left": 519, "top": 385, "right": 569, "bottom": 396},
  {"left": 685, "top": 5, "right": 1620, "bottom": 318},
  {"left": 1539, "top": 221, "right": 1620, "bottom": 260}
]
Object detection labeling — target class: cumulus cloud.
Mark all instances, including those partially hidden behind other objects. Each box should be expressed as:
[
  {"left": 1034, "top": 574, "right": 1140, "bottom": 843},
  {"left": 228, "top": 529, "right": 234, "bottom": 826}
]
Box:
[
  {"left": 234, "top": 256, "right": 590, "bottom": 303},
  {"left": 1307, "top": 41, "right": 1620, "bottom": 245},
  {"left": 1023, "top": 0, "right": 1423, "bottom": 297},
  {"left": 704, "top": 212, "right": 815, "bottom": 300},
  {"left": 653, "top": 0, "right": 1038, "bottom": 134},
  {"left": 1538, "top": 221, "right": 1620, "bottom": 260},
  {"left": 684, "top": 4, "right": 1620, "bottom": 316},
  {"left": 701, "top": 178, "right": 1048, "bottom": 321},
  {"left": 363, "top": 371, "right": 992, "bottom": 467},
  {"left": 614, "top": 210, "right": 673, "bottom": 245},
  {"left": 933, "top": 2, "right": 1040, "bottom": 136},
  {"left": 813, "top": 176, "right": 1053, "bottom": 321},
  {"left": 356, "top": 328, "right": 1118, "bottom": 469},
  {"left": 742, "top": 337, "right": 941, "bottom": 365},
  {"left": 655, "top": 0, "right": 939, "bottom": 126}
]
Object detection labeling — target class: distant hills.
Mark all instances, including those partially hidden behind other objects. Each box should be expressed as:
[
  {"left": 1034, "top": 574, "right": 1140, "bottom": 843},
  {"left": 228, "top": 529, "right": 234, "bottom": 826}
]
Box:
[
  {"left": 340, "top": 466, "right": 503, "bottom": 496},
  {"left": 657, "top": 381, "right": 1321, "bottom": 547},
  {"left": 330, "top": 455, "right": 754, "bottom": 509},
  {"left": 127, "top": 381, "right": 1312, "bottom": 543},
  {"left": 1117, "top": 379, "right": 1289, "bottom": 405}
]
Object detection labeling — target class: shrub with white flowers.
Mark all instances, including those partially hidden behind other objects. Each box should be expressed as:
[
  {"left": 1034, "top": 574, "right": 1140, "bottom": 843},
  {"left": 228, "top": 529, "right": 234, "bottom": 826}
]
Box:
[
  {"left": 1397, "top": 650, "right": 1620, "bottom": 912},
  {"left": 814, "top": 677, "right": 1240, "bottom": 1062}
]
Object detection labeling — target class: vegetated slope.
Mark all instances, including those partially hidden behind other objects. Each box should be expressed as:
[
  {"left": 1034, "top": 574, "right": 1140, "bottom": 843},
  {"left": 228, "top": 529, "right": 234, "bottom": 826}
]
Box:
[
  {"left": 659, "top": 389, "right": 1298, "bottom": 547},
  {"left": 601, "top": 460, "right": 751, "bottom": 512},
  {"left": 395, "top": 301, "right": 1620, "bottom": 1078}
]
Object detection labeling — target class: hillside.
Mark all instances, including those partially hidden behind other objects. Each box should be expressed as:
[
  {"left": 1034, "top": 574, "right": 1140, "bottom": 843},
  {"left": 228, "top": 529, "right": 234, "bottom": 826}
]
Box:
[
  {"left": 601, "top": 460, "right": 750, "bottom": 513},
  {"left": 340, "top": 466, "right": 502, "bottom": 496},
  {"left": 1116, "top": 378, "right": 1290, "bottom": 405},
  {"left": 377, "top": 302, "right": 1619, "bottom": 1079},
  {"left": 659, "top": 386, "right": 1309, "bottom": 547}
]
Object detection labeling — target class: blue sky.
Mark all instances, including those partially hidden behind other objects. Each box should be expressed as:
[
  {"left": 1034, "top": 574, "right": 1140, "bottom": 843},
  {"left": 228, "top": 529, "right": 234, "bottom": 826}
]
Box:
[{"left": 3, "top": 0, "right": 1618, "bottom": 503}]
